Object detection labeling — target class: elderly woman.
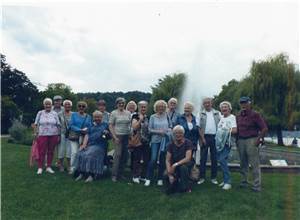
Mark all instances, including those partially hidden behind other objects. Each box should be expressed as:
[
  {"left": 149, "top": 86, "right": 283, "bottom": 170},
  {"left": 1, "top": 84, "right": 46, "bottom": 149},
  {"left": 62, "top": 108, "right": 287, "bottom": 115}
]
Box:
[
  {"left": 176, "top": 102, "right": 200, "bottom": 151},
  {"left": 57, "top": 100, "right": 73, "bottom": 172},
  {"left": 126, "top": 100, "right": 138, "bottom": 116},
  {"left": 215, "top": 101, "right": 237, "bottom": 190},
  {"left": 97, "top": 99, "right": 110, "bottom": 124},
  {"left": 144, "top": 100, "right": 172, "bottom": 187},
  {"left": 165, "top": 125, "right": 194, "bottom": 194},
  {"left": 74, "top": 111, "right": 110, "bottom": 182},
  {"left": 68, "top": 101, "right": 92, "bottom": 174},
  {"left": 109, "top": 97, "right": 131, "bottom": 182},
  {"left": 167, "top": 98, "right": 180, "bottom": 128},
  {"left": 130, "top": 101, "right": 150, "bottom": 183},
  {"left": 34, "top": 98, "right": 61, "bottom": 175}
]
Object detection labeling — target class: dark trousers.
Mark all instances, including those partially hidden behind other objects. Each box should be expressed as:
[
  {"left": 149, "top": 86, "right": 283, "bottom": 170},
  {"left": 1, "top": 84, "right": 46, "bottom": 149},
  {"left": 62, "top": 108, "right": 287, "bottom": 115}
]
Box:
[
  {"left": 112, "top": 135, "right": 129, "bottom": 178},
  {"left": 199, "top": 134, "right": 217, "bottom": 179},
  {"left": 166, "top": 161, "right": 194, "bottom": 193},
  {"left": 146, "top": 142, "right": 166, "bottom": 180},
  {"left": 132, "top": 142, "right": 150, "bottom": 178}
]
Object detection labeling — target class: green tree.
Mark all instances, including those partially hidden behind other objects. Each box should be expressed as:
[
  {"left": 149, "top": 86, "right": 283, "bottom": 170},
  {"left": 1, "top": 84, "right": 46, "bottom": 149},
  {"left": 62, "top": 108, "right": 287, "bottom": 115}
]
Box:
[
  {"left": 251, "top": 54, "right": 298, "bottom": 145},
  {"left": 149, "top": 73, "right": 186, "bottom": 113},
  {"left": 1, "top": 54, "right": 40, "bottom": 129},
  {"left": 1, "top": 96, "right": 21, "bottom": 133},
  {"left": 41, "top": 83, "right": 78, "bottom": 111}
]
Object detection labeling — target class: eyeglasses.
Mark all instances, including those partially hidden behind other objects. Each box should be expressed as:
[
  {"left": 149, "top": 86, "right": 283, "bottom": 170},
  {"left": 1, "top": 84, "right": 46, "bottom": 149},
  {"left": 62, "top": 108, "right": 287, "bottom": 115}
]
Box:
[
  {"left": 118, "top": 102, "right": 124, "bottom": 105},
  {"left": 78, "top": 105, "right": 86, "bottom": 108}
]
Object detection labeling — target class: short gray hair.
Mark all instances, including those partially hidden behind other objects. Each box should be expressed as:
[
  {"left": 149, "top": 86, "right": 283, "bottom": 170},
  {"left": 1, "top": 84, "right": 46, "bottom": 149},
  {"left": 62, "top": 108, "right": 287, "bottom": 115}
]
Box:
[
  {"left": 173, "top": 125, "right": 185, "bottom": 134},
  {"left": 184, "top": 101, "right": 194, "bottom": 111},
  {"left": 43, "top": 98, "right": 52, "bottom": 105},
  {"left": 92, "top": 110, "right": 103, "bottom": 117},
  {"left": 63, "top": 100, "right": 72, "bottom": 106},
  {"left": 219, "top": 101, "right": 232, "bottom": 110},
  {"left": 168, "top": 97, "right": 178, "bottom": 105}
]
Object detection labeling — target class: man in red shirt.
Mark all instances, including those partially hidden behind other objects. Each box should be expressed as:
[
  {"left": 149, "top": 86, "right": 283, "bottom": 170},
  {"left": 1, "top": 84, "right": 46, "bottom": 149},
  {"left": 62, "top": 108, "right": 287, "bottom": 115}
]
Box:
[{"left": 237, "top": 97, "right": 268, "bottom": 192}]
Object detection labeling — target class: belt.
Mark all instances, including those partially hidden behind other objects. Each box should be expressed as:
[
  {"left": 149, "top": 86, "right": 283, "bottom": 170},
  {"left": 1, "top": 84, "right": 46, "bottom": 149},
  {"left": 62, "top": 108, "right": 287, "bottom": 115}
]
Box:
[{"left": 238, "top": 135, "right": 258, "bottom": 139}]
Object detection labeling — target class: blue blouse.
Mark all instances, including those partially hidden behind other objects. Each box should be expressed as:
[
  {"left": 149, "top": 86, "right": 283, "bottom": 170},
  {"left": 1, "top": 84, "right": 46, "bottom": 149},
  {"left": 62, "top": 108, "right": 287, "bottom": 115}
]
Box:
[
  {"left": 69, "top": 112, "right": 92, "bottom": 132},
  {"left": 176, "top": 114, "right": 199, "bottom": 148},
  {"left": 88, "top": 122, "right": 109, "bottom": 148}
]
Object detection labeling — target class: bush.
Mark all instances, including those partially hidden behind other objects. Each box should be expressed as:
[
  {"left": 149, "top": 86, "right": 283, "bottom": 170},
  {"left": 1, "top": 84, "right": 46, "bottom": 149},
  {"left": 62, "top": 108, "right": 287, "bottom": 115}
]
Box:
[{"left": 8, "top": 120, "right": 33, "bottom": 145}]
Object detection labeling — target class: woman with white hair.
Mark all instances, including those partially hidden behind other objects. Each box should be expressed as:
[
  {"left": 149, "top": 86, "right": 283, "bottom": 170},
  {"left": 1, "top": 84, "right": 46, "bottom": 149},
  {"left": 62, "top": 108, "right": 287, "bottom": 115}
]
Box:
[
  {"left": 74, "top": 111, "right": 110, "bottom": 182},
  {"left": 33, "top": 98, "right": 61, "bottom": 175},
  {"left": 144, "top": 100, "right": 172, "bottom": 187},
  {"left": 57, "top": 100, "right": 73, "bottom": 172},
  {"left": 176, "top": 102, "right": 200, "bottom": 150},
  {"left": 215, "top": 101, "right": 237, "bottom": 190},
  {"left": 167, "top": 97, "right": 180, "bottom": 128},
  {"left": 165, "top": 125, "right": 194, "bottom": 194}
]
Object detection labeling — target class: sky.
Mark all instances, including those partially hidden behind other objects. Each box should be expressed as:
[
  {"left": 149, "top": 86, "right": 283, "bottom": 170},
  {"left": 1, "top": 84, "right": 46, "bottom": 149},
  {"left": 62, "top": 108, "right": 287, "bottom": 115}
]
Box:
[{"left": 2, "top": 0, "right": 299, "bottom": 101}]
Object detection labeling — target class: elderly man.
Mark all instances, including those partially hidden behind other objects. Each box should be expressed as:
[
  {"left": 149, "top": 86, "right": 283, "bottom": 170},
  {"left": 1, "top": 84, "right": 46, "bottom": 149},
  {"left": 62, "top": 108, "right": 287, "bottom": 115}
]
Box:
[
  {"left": 237, "top": 96, "right": 268, "bottom": 192},
  {"left": 165, "top": 125, "right": 194, "bottom": 194},
  {"left": 52, "top": 95, "right": 64, "bottom": 114},
  {"left": 198, "top": 97, "right": 221, "bottom": 185}
]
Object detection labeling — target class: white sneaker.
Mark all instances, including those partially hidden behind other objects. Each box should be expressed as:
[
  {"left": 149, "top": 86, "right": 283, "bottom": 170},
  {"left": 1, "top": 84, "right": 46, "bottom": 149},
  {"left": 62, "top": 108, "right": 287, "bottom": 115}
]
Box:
[
  {"left": 144, "top": 179, "right": 151, "bottom": 186},
  {"left": 157, "top": 179, "right": 163, "bottom": 186},
  {"left": 211, "top": 179, "right": 218, "bottom": 185},
  {"left": 37, "top": 168, "right": 43, "bottom": 175},
  {"left": 219, "top": 182, "right": 225, "bottom": 187},
  {"left": 46, "top": 167, "right": 55, "bottom": 174},
  {"left": 85, "top": 176, "right": 93, "bottom": 183},
  {"left": 75, "top": 174, "right": 83, "bottom": 181},
  {"left": 197, "top": 178, "right": 205, "bottom": 185},
  {"left": 222, "top": 184, "right": 232, "bottom": 190},
  {"left": 132, "top": 177, "right": 140, "bottom": 184}
]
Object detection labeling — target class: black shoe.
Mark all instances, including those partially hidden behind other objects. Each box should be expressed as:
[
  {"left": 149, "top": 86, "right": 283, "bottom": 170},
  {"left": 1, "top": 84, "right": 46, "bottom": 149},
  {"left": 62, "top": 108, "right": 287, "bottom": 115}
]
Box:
[{"left": 251, "top": 187, "right": 261, "bottom": 192}]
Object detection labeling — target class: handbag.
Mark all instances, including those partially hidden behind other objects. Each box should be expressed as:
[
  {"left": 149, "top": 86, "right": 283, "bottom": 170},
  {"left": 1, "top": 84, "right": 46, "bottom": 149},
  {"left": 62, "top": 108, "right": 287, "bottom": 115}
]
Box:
[
  {"left": 29, "top": 140, "right": 39, "bottom": 167},
  {"left": 68, "top": 114, "right": 88, "bottom": 141},
  {"left": 128, "top": 130, "right": 142, "bottom": 148}
]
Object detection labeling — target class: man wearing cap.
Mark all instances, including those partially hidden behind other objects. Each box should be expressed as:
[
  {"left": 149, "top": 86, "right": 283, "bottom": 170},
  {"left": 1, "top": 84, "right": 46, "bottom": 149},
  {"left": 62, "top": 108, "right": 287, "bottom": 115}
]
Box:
[
  {"left": 237, "top": 96, "right": 268, "bottom": 192},
  {"left": 52, "top": 95, "right": 64, "bottom": 114},
  {"left": 98, "top": 99, "right": 110, "bottom": 124}
]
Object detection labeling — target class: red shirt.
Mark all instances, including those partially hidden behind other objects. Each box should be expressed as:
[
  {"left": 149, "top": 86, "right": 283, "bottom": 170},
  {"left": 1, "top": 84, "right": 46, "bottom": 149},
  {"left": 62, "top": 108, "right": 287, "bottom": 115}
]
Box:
[{"left": 237, "top": 109, "right": 267, "bottom": 138}]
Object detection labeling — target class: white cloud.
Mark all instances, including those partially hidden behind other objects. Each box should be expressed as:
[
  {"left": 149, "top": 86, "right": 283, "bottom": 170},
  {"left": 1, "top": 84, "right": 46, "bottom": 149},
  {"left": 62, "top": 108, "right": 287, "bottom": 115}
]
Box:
[{"left": 2, "top": 1, "right": 299, "bottom": 97}]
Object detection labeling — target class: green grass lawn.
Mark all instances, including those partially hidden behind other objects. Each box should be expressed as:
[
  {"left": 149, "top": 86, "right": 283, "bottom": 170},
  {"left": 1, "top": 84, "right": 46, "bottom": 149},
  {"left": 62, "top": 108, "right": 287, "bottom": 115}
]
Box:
[{"left": 2, "top": 138, "right": 300, "bottom": 220}]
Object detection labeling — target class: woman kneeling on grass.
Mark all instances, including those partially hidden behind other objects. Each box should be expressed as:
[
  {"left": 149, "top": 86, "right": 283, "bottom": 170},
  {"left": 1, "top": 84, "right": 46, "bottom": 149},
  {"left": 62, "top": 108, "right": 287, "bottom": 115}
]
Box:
[
  {"left": 165, "top": 125, "right": 194, "bottom": 194},
  {"left": 34, "top": 98, "right": 61, "bottom": 175},
  {"left": 215, "top": 101, "right": 237, "bottom": 190},
  {"left": 74, "top": 111, "right": 110, "bottom": 183}
]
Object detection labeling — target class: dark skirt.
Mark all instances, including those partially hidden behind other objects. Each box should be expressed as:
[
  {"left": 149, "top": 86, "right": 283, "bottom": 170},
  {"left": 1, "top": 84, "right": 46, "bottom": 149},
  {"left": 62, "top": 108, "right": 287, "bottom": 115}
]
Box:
[{"left": 74, "top": 145, "right": 105, "bottom": 175}]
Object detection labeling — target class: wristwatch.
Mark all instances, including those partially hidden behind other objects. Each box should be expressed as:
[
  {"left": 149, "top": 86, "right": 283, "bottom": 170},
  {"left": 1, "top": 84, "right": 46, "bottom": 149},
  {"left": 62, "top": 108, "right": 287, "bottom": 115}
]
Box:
[{"left": 174, "top": 162, "right": 179, "bottom": 167}]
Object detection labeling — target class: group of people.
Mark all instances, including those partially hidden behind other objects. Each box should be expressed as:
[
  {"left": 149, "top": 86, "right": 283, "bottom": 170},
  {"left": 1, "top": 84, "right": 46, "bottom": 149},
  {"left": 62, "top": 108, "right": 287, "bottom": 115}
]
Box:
[{"left": 32, "top": 95, "right": 267, "bottom": 194}]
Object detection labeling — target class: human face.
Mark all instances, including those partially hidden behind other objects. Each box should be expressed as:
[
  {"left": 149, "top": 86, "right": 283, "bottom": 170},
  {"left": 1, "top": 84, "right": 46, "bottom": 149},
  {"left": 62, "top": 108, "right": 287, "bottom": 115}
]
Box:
[
  {"left": 139, "top": 104, "right": 147, "bottom": 115},
  {"left": 78, "top": 104, "right": 87, "bottom": 113},
  {"left": 54, "top": 99, "right": 62, "bottom": 108},
  {"left": 203, "top": 99, "right": 212, "bottom": 111},
  {"left": 98, "top": 104, "right": 106, "bottom": 112},
  {"left": 220, "top": 104, "right": 231, "bottom": 116},
  {"left": 44, "top": 101, "right": 52, "bottom": 112},
  {"left": 168, "top": 101, "right": 177, "bottom": 111},
  {"left": 93, "top": 114, "right": 103, "bottom": 124},
  {"left": 240, "top": 102, "right": 251, "bottom": 111},
  {"left": 127, "top": 104, "right": 136, "bottom": 113},
  {"left": 64, "top": 102, "right": 72, "bottom": 112},
  {"left": 174, "top": 130, "right": 184, "bottom": 143},
  {"left": 157, "top": 104, "right": 165, "bottom": 114},
  {"left": 184, "top": 105, "right": 193, "bottom": 115},
  {"left": 117, "top": 101, "right": 125, "bottom": 110}
]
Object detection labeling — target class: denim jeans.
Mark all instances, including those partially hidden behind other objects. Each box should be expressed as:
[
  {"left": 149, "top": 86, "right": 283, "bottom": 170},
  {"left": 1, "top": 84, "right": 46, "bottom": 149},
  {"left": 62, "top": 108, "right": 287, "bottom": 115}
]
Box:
[
  {"left": 217, "top": 145, "right": 231, "bottom": 184},
  {"left": 199, "top": 134, "right": 218, "bottom": 179},
  {"left": 146, "top": 142, "right": 166, "bottom": 180}
]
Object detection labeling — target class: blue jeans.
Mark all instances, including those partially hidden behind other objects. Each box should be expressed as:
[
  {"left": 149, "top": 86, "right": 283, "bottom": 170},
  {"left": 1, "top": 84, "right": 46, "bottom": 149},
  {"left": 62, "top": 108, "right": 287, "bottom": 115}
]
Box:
[
  {"left": 217, "top": 145, "right": 231, "bottom": 184},
  {"left": 146, "top": 142, "right": 166, "bottom": 180}
]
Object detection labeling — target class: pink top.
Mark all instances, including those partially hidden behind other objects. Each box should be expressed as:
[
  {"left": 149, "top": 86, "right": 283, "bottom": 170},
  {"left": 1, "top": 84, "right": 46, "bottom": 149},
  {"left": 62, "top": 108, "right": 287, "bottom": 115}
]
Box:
[{"left": 35, "top": 110, "right": 60, "bottom": 136}]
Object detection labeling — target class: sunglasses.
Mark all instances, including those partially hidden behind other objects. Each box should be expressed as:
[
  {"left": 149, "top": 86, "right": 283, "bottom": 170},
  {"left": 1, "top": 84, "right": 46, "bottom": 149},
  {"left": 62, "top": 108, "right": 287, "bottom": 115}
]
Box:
[{"left": 78, "top": 105, "right": 86, "bottom": 108}]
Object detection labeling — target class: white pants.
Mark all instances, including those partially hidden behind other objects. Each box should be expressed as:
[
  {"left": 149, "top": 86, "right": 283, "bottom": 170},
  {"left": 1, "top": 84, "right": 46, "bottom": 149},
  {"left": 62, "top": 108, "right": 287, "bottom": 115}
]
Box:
[
  {"left": 69, "top": 136, "right": 83, "bottom": 171},
  {"left": 58, "top": 134, "right": 71, "bottom": 159}
]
